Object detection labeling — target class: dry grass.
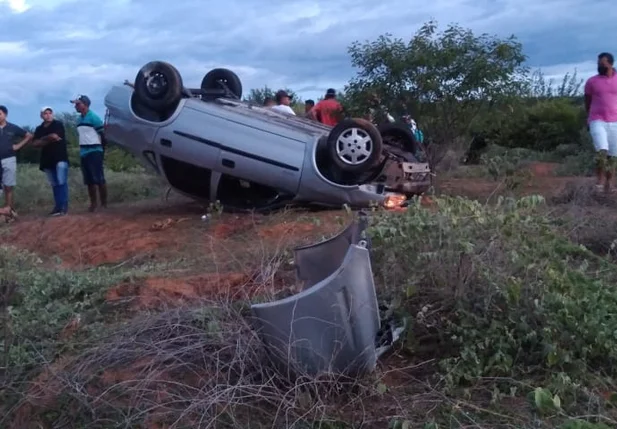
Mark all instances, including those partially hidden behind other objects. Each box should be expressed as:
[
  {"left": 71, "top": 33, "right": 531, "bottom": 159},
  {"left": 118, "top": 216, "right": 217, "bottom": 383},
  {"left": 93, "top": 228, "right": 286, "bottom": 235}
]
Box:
[
  {"left": 8, "top": 301, "right": 421, "bottom": 429},
  {"left": 1, "top": 210, "right": 399, "bottom": 428}
]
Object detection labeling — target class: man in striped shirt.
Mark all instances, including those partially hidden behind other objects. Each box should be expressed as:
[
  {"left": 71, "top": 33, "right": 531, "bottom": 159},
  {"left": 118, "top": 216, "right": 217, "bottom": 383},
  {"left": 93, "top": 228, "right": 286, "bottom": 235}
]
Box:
[{"left": 71, "top": 95, "right": 107, "bottom": 212}]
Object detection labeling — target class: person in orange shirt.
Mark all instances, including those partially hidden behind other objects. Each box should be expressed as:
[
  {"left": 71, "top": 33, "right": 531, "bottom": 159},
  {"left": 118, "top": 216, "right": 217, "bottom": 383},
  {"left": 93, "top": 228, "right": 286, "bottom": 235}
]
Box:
[{"left": 311, "top": 88, "right": 344, "bottom": 126}]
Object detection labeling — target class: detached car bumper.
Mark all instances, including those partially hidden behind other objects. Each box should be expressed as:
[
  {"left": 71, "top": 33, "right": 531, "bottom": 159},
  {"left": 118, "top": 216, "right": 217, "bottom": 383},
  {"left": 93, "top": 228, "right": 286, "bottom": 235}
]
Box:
[{"left": 250, "top": 214, "right": 381, "bottom": 376}]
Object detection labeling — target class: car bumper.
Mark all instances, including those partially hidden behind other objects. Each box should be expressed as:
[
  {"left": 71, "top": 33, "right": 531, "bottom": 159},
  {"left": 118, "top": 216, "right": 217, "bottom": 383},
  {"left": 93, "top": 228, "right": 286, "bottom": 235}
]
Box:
[{"left": 250, "top": 214, "right": 381, "bottom": 376}]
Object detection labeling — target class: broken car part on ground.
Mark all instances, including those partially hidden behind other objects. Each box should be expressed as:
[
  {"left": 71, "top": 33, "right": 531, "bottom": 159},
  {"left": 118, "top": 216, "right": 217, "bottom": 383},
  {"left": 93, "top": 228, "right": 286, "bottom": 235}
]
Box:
[{"left": 251, "top": 212, "right": 405, "bottom": 376}]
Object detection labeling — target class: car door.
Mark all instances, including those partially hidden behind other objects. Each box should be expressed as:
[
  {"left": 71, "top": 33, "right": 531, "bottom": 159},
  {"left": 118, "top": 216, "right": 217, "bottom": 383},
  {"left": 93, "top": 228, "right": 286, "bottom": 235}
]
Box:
[
  {"left": 216, "top": 135, "right": 303, "bottom": 195},
  {"left": 201, "top": 107, "right": 305, "bottom": 195},
  {"left": 153, "top": 106, "right": 221, "bottom": 171}
]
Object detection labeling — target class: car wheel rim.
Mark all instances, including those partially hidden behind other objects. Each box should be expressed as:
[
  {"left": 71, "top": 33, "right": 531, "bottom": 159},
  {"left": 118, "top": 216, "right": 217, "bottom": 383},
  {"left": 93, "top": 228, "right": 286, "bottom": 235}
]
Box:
[
  {"left": 145, "top": 71, "right": 168, "bottom": 99},
  {"left": 335, "top": 127, "right": 373, "bottom": 166}
]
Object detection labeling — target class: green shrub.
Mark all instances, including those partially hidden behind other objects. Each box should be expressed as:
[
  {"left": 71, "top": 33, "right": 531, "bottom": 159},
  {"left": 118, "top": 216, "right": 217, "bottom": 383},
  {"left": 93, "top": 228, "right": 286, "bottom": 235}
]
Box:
[
  {"left": 370, "top": 196, "right": 617, "bottom": 387},
  {"left": 102, "top": 146, "right": 143, "bottom": 172},
  {"left": 496, "top": 98, "right": 586, "bottom": 151},
  {"left": 0, "top": 247, "right": 122, "bottom": 371}
]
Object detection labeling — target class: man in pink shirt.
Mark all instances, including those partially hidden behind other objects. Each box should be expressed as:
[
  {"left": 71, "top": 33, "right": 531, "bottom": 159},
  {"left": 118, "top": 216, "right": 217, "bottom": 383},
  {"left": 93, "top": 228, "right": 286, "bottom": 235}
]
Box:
[{"left": 584, "top": 52, "right": 617, "bottom": 192}]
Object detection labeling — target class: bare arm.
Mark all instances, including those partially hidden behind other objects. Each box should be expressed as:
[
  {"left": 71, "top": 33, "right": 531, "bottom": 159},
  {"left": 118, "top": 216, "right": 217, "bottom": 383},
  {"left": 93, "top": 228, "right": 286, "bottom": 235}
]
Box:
[
  {"left": 309, "top": 108, "right": 318, "bottom": 121},
  {"left": 31, "top": 134, "right": 59, "bottom": 148},
  {"left": 584, "top": 78, "right": 593, "bottom": 115},
  {"left": 12, "top": 132, "right": 32, "bottom": 151}
]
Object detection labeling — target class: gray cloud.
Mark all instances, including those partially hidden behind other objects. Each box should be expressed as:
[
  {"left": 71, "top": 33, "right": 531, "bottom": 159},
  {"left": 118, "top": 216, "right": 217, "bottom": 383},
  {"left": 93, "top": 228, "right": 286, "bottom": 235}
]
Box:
[{"left": 0, "top": 0, "right": 615, "bottom": 125}]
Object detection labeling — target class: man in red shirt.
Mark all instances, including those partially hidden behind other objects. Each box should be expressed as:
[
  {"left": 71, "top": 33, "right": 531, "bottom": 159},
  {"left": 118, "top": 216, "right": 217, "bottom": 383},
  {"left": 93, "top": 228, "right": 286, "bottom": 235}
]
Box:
[{"left": 311, "top": 88, "right": 343, "bottom": 126}]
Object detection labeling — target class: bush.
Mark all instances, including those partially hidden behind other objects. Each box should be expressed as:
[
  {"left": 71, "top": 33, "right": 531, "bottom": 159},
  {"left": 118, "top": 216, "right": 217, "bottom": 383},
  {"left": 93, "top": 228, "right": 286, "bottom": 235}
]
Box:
[
  {"left": 0, "top": 247, "right": 128, "bottom": 371},
  {"left": 489, "top": 98, "right": 587, "bottom": 151},
  {"left": 103, "top": 146, "right": 144, "bottom": 172},
  {"left": 370, "top": 196, "right": 617, "bottom": 390}
]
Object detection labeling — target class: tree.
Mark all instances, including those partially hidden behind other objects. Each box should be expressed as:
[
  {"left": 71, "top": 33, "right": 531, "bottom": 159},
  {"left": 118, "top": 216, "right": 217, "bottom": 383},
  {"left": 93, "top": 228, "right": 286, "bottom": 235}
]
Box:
[
  {"left": 243, "top": 85, "right": 301, "bottom": 106},
  {"left": 525, "top": 69, "right": 583, "bottom": 99},
  {"left": 343, "top": 20, "right": 528, "bottom": 165}
]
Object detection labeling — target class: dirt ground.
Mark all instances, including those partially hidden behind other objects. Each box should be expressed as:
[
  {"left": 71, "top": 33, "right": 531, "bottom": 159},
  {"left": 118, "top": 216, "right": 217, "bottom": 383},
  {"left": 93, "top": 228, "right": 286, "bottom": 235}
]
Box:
[
  {"left": 3, "top": 162, "right": 608, "bottom": 428},
  {"left": 1, "top": 161, "right": 592, "bottom": 307},
  {"left": 2, "top": 161, "right": 589, "bottom": 267}
]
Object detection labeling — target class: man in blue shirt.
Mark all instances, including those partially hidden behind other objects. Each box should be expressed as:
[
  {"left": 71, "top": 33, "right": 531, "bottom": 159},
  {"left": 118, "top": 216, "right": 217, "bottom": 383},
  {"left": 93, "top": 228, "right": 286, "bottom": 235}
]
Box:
[
  {"left": 71, "top": 95, "right": 107, "bottom": 212},
  {"left": 0, "top": 105, "right": 32, "bottom": 221}
]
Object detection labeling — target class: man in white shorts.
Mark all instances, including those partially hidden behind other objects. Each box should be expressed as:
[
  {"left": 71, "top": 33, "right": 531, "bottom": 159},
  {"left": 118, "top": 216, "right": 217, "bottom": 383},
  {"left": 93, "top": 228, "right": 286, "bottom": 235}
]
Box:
[
  {"left": 0, "top": 105, "right": 32, "bottom": 221},
  {"left": 584, "top": 52, "right": 617, "bottom": 193}
]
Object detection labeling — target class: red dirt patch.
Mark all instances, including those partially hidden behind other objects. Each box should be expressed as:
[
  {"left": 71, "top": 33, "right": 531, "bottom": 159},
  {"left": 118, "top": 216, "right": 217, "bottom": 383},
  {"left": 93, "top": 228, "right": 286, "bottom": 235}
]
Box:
[
  {"left": 4, "top": 203, "right": 349, "bottom": 269},
  {"left": 105, "top": 271, "right": 296, "bottom": 309},
  {"left": 5, "top": 213, "right": 181, "bottom": 267},
  {"left": 438, "top": 176, "right": 584, "bottom": 200},
  {"left": 525, "top": 162, "right": 560, "bottom": 177},
  {"left": 211, "top": 216, "right": 256, "bottom": 239},
  {"left": 257, "top": 221, "right": 317, "bottom": 239}
]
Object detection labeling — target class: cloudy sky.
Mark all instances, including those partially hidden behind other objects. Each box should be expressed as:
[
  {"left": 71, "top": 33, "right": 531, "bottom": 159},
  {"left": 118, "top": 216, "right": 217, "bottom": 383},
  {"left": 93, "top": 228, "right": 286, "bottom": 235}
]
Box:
[{"left": 0, "top": 0, "right": 614, "bottom": 127}]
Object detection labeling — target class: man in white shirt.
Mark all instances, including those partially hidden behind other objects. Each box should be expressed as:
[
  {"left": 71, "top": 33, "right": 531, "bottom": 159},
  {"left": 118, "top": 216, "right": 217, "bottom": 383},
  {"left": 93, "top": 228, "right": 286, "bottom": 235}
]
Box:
[{"left": 270, "top": 90, "right": 296, "bottom": 115}]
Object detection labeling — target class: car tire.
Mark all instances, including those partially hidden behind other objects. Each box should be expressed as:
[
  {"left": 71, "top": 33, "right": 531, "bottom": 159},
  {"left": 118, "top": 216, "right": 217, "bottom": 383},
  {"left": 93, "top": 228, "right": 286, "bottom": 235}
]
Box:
[
  {"left": 327, "top": 118, "right": 383, "bottom": 175},
  {"left": 377, "top": 122, "right": 419, "bottom": 154},
  {"left": 134, "top": 61, "right": 183, "bottom": 112},
  {"left": 201, "top": 68, "right": 243, "bottom": 99}
]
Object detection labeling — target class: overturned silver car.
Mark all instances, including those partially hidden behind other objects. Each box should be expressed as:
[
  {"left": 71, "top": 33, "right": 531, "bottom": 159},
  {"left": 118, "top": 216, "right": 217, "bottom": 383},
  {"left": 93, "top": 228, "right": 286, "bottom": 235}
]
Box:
[{"left": 103, "top": 61, "right": 432, "bottom": 211}]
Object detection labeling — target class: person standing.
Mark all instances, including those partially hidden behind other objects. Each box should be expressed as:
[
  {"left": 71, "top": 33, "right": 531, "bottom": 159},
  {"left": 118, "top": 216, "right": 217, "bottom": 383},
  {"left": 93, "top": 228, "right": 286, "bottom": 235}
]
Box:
[
  {"left": 402, "top": 114, "right": 425, "bottom": 144},
  {"left": 0, "top": 105, "right": 32, "bottom": 221},
  {"left": 31, "top": 107, "right": 70, "bottom": 216},
  {"left": 304, "top": 99, "right": 315, "bottom": 118},
  {"left": 71, "top": 95, "right": 107, "bottom": 211},
  {"left": 270, "top": 90, "right": 296, "bottom": 115},
  {"left": 402, "top": 114, "right": 428, "bottom": 161},
  {"left": 584, "top": 52, "right": 617, "bottom": 193},
  {"left": 311, "top": 89, "right": 343, "bottom": 126}
]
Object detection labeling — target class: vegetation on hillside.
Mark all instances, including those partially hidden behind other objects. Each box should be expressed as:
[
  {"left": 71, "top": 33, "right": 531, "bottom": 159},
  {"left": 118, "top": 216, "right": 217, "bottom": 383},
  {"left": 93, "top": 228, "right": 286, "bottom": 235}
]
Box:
[{"left": 2, "top": 197, "right": 617, "bottom": 428}]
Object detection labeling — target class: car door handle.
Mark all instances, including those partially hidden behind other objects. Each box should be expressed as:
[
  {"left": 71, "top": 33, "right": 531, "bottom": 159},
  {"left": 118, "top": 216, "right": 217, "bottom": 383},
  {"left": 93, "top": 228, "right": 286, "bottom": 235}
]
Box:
[
  {"left": 160, "top": 138, "right": 172, "bottom": 147},
  {"left": 222, "top": 158, "right": 235, "bottom": 168}
]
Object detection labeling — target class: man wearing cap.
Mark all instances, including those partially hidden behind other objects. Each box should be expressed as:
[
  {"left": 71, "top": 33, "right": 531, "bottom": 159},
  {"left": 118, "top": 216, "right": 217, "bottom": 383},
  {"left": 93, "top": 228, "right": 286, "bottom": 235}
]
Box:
[
  {"left": 270, "top": 90, "right": 296, "bottom": 115},
  {"left": 31, "top": 107, "right": 69, "bottom": 216},
  {"left": 311, "top": 89, "right": 344, "bottom": 126},
  {"left": 0, "top": 105, "right": 32, "bottom": 221},
  {"left": 71, "top": 95, "right": 107, "bottom": 212}
]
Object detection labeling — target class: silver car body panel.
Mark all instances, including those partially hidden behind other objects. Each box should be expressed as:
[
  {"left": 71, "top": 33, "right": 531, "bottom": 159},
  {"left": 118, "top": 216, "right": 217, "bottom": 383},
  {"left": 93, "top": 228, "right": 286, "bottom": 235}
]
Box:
[{"left": 250, "top": 215, "right": 380, "bottom": 376}]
